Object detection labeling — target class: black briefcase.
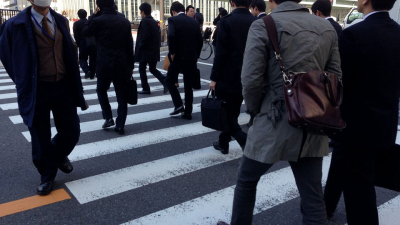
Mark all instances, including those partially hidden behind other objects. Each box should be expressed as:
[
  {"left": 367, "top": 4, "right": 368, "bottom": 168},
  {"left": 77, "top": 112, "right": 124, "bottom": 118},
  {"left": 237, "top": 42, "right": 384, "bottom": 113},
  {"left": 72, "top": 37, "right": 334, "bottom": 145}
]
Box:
[
  {"left": 374, "top": 144, "right": 400, "bottom": 192},
  {"left": 201, "top": 89, "right": 228, "bottom": 131},
  {"left": 192, "top": 68, "right": 201, "bottom": 90},
  {"left": 127, "top": 76, "right": 138, "bottom": 105}
]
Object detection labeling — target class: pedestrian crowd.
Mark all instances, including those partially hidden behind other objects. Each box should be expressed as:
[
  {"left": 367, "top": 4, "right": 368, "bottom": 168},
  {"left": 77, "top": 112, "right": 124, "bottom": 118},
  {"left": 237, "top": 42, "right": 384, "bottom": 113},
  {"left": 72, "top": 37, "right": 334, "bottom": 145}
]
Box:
[{"left": 0, "top": 0, "right": 400, "bottom": 224}]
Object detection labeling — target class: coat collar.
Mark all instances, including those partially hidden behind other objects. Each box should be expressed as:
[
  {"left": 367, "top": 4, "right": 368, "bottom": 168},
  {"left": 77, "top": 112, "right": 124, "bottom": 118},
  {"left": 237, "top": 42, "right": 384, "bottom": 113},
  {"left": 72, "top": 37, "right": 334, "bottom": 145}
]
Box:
[
  {"left": 271, "top": 1, "right": 309, "bottom": 14},
  {"left": 101, "top": 7, "right": 118, "bottom": 15},
  {"left": 364, "top": 11, "right": 390, "bottom": 21},
  {"left": 232, "top": 8, "right": 252, "bottom": 14}
]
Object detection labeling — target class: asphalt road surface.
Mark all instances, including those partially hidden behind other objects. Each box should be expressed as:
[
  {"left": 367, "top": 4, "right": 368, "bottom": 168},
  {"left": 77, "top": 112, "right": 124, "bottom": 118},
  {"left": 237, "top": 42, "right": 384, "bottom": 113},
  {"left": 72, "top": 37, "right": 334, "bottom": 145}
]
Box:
[{"left": 0, "top": 53, "right": 399, "bottom": 225}]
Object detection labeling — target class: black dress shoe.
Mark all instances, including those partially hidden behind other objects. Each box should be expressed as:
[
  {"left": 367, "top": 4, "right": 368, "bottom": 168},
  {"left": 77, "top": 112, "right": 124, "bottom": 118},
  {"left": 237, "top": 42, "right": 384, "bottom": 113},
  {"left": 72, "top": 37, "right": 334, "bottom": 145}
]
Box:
[
  {"left": 170, "top": 105, "right": 184, "bottom": 116},
  {"left": 213, "top": 141, "right": 229, "bottom": 155},
  {"left": 114, "top": 127, "right": 125, "bottom": 135},
  {"left": 102, "top": 118, "right": 115, "bottom": 128},
  {"left": 181, "top": 112, "right": 192, "bottom": 120},
  {"left": 138, "top": 90, "right": 151, "bottom": 94},
  {"left": 58, "top": 157, "right": 73, "bottom": 174},
  {"left": 217, "top": 221, "right": 229, "bottom": 225},
  {"left": 37, "top": 181, "right": 53, "bottom": 196}
]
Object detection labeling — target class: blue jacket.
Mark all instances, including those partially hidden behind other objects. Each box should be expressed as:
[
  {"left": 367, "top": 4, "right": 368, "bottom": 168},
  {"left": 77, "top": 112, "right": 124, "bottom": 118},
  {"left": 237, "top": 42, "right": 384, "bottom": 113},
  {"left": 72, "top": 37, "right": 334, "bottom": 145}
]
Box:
[{"left": 0, "top": 7, "right": 86, "bottom": 127}]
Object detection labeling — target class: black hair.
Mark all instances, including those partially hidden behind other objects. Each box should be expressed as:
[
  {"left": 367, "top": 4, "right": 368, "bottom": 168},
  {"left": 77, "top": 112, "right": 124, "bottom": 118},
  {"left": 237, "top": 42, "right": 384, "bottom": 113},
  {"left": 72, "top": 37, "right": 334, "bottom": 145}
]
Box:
[
  {"left": 170, "top": 1, "right": 185, "bottom": 16},
  {"left": 77, "top": 9, "right": 87, "bottom": 19},
  {"left": 96, "top": 0, "right": 114, "bottom": 9},
  {"left": 113, "top": 3, "right": 118, "bottom": 11},
  {"left": 186, "top": 5, "right": 194, "bottom": 12},
  {"left": 218, "top": 7, "right": 225, "bottom": 12},
  {"left": 229, "top": 0, "right": 252, "bottom": 8},
  {"left": 274, "top": 0, "right": 301, "bottom": 4},
  {"left": 220, "top": 9, "right": 228, "bottom": 17},
  {"left": 371, "top": 0, "right": 396, "bottom": 11},
  {"left": 250, "top": 0, "right": 266, "bottom": 12},
  {"left": 196, "top": 8, "right": 200, "bottom": 13},
  {"left": 140, "top": 3, "right": 152, "bottom": 16},
  {"left": 311, "top": 0, "right": 331, "bottom": 17}
]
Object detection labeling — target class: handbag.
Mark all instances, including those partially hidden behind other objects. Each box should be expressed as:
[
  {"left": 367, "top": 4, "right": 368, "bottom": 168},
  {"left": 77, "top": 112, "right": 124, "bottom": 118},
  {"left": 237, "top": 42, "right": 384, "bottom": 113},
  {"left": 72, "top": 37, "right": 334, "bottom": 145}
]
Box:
[
  {"left": 374, "top": 144, "right": 400, "bottom": 192},
  {"left": 201, "top": 89, "right": 228, "bottom": 131},
  {"left": 263, "top": 15, "right": 346, "bottom": 135},
  {"left": 192, "top": 68, "right": 201, "bottom": 90},
  {"left": 127, "top": 76, "right": 138, "bottom": 105}
]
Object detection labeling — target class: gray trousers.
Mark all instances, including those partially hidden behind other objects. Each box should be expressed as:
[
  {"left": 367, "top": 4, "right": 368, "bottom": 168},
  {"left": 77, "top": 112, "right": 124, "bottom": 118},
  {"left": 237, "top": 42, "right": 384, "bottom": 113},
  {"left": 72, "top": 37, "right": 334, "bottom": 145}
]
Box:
[{"left": 231, "top": 156, "right": 327, "bottom": 225}]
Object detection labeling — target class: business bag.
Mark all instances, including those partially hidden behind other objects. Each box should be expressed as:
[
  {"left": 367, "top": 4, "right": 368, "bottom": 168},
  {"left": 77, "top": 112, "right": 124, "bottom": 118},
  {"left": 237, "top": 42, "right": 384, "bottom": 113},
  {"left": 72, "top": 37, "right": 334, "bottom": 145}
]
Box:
[
  {"left": 263, "top": 15, "right": 346, "bottom": 135},
  {"left": 127, "top": 76, "right": 138, "bottom": 105},
  {"left": 201, "top": 89, "right": 228, "bottom": 131},
  {"left": 374, "top": 144, "right": 400, "bottom": 192}
]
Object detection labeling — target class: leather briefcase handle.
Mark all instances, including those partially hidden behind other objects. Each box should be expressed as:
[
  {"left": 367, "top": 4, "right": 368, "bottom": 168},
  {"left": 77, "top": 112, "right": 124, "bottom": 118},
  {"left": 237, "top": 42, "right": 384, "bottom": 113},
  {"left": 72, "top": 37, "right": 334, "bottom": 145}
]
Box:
[{"left": 323, "top": 73, "right": 343, "bottom": 107}]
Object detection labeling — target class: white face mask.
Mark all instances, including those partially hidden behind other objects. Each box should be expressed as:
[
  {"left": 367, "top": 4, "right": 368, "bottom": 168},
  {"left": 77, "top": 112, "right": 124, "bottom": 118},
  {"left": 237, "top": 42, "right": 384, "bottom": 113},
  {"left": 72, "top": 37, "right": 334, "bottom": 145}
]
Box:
[{"left": 31, "top": 0, "right": 52, "bottom": 7}]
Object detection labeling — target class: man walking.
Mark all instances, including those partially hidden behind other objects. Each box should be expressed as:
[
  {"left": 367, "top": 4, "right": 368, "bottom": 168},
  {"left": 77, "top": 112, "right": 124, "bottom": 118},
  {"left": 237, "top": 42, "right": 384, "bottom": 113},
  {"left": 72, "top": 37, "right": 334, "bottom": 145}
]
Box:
[
  {"left": 166, "top": 1, "right": 203, "bottom": 120},
  {"left": 209, "top": 0, "right": 255, "bottom": 155},
  {"left": 312, "top": 0, "right": 342, "bottom": 38},
  {"left": 83, "top": 0, "right": 134, "bottom": 135},
  {"left": 217, "top": 0, "right": 341, "bottom": 224},
  {"left": 250, "top": 0, "right": 267, "bottom": 19},
  {"left": 325, "top": 0, "right": 400, "bottom": 224},
  {"left": 135, "top": 3, "right": 167, "bottom": 95},
  {"left": 186, "top": 5, "right": 195, "bottom": 18},
  {"left": 0, "top": 0, "right": 88, "bottom": 195},
  {"left": 73, "top": 9, "right": 97, "bottom": 79},
  {"left": 194, "top": 8, "right": 204, "bottom": 29}
]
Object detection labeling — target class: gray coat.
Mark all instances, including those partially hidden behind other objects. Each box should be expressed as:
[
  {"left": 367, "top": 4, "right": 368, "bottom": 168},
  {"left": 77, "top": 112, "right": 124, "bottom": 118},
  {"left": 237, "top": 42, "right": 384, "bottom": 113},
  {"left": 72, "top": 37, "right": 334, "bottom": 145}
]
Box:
[{"left": 241, "top": 2, "right": 342, "bottom": 164}]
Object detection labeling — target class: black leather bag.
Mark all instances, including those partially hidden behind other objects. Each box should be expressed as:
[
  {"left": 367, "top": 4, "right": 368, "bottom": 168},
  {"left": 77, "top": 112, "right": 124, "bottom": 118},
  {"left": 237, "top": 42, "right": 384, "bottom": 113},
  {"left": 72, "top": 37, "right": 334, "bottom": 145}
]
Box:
[
  {"left": 127, "top": 76, "right": 138, "bottom": 105},
  {"left": 192, "top": 68, "right": 201, "bottom": 90},
  {"left": 201, "top": 89, "right": 228, "bottom": 131},
  {"left": 374, "top": 144, "right": 400, "bottom": 192}
]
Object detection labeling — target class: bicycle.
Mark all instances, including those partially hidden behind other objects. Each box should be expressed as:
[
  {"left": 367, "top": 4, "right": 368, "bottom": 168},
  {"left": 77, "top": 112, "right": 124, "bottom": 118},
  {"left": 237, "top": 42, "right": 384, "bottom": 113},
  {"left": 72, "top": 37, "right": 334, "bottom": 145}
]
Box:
[{"left": 199, "top": 27, "right": 215, "bottom": 60}]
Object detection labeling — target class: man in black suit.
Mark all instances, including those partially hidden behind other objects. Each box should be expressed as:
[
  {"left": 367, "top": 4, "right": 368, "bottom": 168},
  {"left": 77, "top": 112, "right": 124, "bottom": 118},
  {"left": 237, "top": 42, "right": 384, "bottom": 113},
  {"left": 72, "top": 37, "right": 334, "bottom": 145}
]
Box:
[
  {"left": 166, "top": 1, "right": 203, "bottom": 120},
  {"left": 324, "top": 0, "right": 400, "bottom": 224},
  {"left": 135, "top": 3, "right": 167, "bottom": 95},
  {"left": 194, "top": 8, "right": 204, "bottom": 29},
  {"left": 209, "top": 0, "right": 255, "bottom": 154},
  {"left": 73, "top": 9, "right": 97, "bottom": 79},
  {"left": 311, "top": 0, "right": 342, "bottom": 38},
  {"left": 84, "top": 0, "right": 134, "bottom": 135},
  {"left": 250, "top": 0, "right": 267, "bottom": 19}
]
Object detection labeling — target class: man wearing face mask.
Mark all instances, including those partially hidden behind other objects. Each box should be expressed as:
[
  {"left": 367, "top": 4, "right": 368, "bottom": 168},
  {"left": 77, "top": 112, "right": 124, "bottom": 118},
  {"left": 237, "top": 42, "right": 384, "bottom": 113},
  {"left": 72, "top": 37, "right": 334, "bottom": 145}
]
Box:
[{"left": 0, "top": 0, "right": 88, "bottom": 195}]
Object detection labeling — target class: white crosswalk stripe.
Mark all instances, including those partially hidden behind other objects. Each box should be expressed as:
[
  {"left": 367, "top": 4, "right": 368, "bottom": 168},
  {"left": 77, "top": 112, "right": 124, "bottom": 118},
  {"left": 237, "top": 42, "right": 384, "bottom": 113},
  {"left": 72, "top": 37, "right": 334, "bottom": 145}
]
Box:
[{"left": 0, "top": 65, "right": 399, "bottom": 224}]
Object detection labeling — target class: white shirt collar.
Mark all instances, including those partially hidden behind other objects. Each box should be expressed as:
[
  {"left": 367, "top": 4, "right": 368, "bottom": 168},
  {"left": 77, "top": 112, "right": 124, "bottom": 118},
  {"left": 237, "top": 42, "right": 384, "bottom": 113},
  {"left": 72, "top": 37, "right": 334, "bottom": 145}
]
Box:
[
  {"left": 177, "top": 12, "right": 185, "bottom": 16},
  {"left": 363, "top": 11, "right": 387, "bottom": 20},
  {"left": 258, "top": 12, "right": 266, "bottom": 18},
  {"left": 31, "top": 7, "right": 54, "bottom": 24},
  {"left": 325, "top": 17, "right": 332, "bottom": 20}
]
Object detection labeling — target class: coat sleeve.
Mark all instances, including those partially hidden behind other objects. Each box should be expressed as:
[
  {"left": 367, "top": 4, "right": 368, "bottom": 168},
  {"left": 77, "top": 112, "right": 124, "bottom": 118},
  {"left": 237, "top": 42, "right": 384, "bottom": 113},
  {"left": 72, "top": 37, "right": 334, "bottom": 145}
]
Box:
[
  {"left": 241, "top": 20, "right": 269, "bottom": 114},
  {"left": 73, "top": 22, "right": 81, "bottom": 47},
  {"left": 127, "top": 22, "right": 135, "bottom": 70},
  {"left": 324, "top": 32, "right": 342, "bottom": 78},
  {"left": 167, "top": 18, "right": 176, "bottom": 55},
  {"left": 83, "top": 14, "right": 99, "bottom": 37},
  {"left": 196, "top": 22, "right": 203, "bottom": 58},
  {"left": 211, "top": 18, "right": 228, "bottom": 82},
  {"left": 338, "top": 28, "right": 358, "bottom": 87},
  {"left": 0, "top": 22, "right": 15, "bottom": 83},
  {"left": 139, "top": 20, "right": 151, "bottom": 49}
]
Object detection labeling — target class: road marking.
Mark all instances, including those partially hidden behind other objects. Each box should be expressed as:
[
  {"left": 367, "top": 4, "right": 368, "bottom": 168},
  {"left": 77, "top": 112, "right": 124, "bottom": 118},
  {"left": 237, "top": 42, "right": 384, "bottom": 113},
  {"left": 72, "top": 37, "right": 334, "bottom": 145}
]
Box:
[
  {"left": 66, "top": 143, "right": 243, "bottom": 204},
  {"left": 197, "top": 61, "right": 214, "bottom": 66},
  {"left": 7, "top": 89, "right": 210, "bottom": 124},
  {"left": 0, "top": 189, "right": 71, "bottom": 218},
  {"left": 378, "top": 195, "right": 400, "bottom": 224},
  {"left": 121, "top": 154, "right": 331, "bottom": 225},
  {"left": 68, "top": 113, "right": 249, "bottom": 162}
]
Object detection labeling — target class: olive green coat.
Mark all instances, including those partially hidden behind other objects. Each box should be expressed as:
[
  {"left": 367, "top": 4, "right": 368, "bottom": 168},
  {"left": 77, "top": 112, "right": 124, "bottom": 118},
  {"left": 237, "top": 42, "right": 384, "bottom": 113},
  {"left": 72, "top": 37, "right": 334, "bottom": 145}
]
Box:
[{"left": 242, "top": 2, "right": 342, "bottom": 164}]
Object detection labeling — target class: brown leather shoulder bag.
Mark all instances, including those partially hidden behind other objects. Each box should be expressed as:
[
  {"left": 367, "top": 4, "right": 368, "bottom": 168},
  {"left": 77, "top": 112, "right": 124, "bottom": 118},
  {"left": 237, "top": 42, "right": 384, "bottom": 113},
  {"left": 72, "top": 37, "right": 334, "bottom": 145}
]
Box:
[{"left": 262, "top": 15, "right": 346, "bottom": 135}]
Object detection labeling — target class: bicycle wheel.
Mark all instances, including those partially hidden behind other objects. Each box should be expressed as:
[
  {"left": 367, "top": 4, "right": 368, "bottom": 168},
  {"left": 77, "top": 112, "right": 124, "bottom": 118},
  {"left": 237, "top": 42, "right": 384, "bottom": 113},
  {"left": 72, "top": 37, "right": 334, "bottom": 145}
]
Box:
[{"left": 199, "top": 41, "right": 213, "bottom": 60}]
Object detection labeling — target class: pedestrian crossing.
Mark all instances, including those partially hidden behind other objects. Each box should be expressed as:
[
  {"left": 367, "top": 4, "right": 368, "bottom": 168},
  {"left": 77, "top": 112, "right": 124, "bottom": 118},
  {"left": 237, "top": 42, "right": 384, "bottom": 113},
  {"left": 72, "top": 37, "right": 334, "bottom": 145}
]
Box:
[{"left": 0, "top": 66, "right": 399, "bottom": 224}]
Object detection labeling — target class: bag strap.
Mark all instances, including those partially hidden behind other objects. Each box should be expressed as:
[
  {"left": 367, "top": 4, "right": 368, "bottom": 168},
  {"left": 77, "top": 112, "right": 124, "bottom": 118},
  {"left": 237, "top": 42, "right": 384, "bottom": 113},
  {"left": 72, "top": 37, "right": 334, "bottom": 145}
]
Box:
[{"left": 262, "top": 15, "right": 291, "bottom": 85}]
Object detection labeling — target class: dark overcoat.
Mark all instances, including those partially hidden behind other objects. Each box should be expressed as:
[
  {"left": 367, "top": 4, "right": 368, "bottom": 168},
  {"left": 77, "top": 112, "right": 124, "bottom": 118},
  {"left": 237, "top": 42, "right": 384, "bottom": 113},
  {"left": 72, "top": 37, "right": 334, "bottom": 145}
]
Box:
[{"left": 134, "top": 15, "right": 160, "bottom": 63}]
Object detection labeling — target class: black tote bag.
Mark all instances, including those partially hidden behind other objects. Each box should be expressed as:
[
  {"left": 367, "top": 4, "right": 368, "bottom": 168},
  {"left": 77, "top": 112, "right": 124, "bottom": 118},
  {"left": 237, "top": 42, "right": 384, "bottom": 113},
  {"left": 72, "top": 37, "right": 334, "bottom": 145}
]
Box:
[
  {"left": 374, "top": 144, "right": 400, "bottom": 192},
  {"left": 127, "top": 76, "right": 138, "bottom": 105},
  {"left": 201, "top": 89, "right": 228, "bottom": 131}
]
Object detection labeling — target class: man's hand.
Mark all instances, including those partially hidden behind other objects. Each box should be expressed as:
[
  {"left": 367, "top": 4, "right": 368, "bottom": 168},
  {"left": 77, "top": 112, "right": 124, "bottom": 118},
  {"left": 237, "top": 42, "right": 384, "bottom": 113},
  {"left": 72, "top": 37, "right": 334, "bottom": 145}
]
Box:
[
  {"left": 209, "top": 81, "right": 217, "bottom": 90},
  {"left": 131, "top": 70, "right": 134, "bottom": 75},
  {"left": 175, "top": 83, "right": 179, "bottom": 87},
  {"left": 94, "top": 7, "right": 100, "bottom": 14},
  {"left": 171, "top": 54, "right": 175, "bottom": 61}
]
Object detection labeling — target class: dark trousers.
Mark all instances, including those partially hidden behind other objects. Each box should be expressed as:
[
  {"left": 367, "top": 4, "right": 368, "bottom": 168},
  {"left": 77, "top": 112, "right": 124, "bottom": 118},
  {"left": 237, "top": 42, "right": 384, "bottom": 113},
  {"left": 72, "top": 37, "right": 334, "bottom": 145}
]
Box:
[
  {"left": 231, "top": 156, "right": 327, "bottom": 225},
  {"left": 28, "top": 79, "right": 80, "bottom": 183},
  {"left": 139, "top": 61, "right": 166, "bottom": 91},
  {"left": 216, "top": 91, "right": 247, "bottom": 147},
  {"left": 165, "top": 59, "right": 196, "bottom": 114},
  {"left": 97, "top": 76, "right": 128, "bottom": 128},
  {"left": 340, "top": 146, "right": 379, "bottom": 225},
  {"left": 324, "top": 146, "right": 344, "bottom": 217},
  {"left": 79, "top": 45, "right": 97, "bottom": 78}
]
